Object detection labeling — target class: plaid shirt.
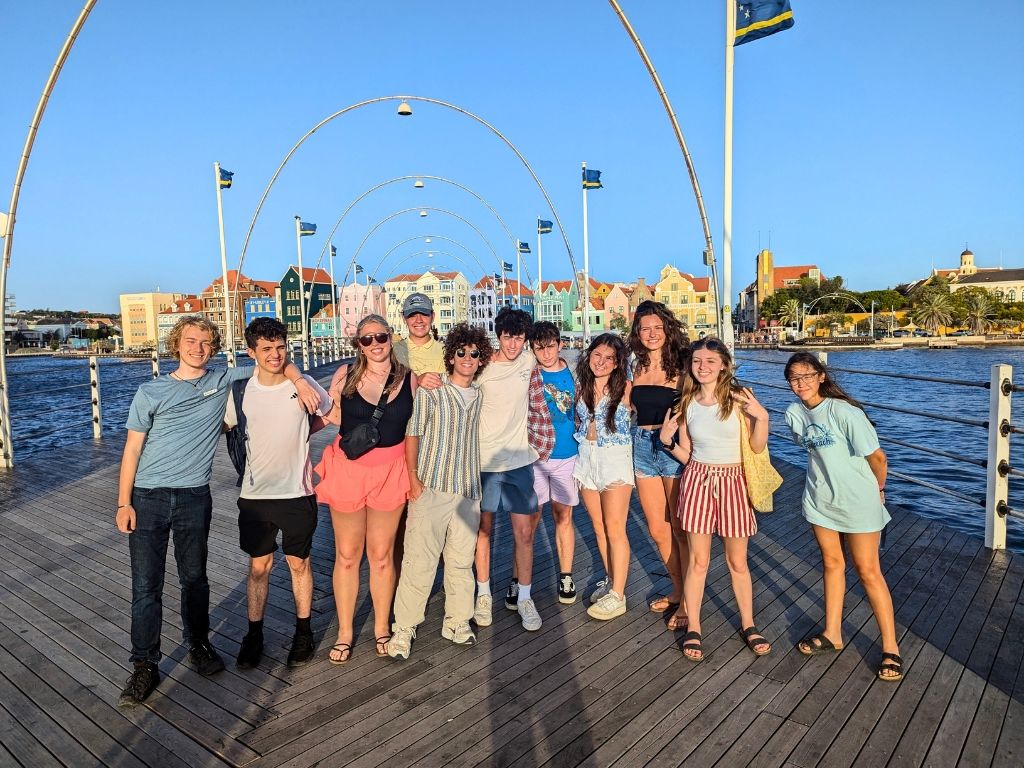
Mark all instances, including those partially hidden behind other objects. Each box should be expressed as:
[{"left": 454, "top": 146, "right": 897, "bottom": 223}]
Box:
[{"left": 527, "top": 365, "right": 555, "bottom": 461}]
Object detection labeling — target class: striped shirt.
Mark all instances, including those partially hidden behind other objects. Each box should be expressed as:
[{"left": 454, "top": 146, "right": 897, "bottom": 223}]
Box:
[{"left": 406, "top": 375, "right": 483, "bottom": 499}]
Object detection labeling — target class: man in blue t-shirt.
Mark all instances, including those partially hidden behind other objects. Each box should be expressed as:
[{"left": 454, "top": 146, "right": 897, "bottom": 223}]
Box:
[{"left": 114, "top": 315, "right": 319, "bottom": 708}]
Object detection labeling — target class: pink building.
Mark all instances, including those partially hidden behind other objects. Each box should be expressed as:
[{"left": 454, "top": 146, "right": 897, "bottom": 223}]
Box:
[{"left": 336, "top": 282, "right": 385, "bottom": 336}]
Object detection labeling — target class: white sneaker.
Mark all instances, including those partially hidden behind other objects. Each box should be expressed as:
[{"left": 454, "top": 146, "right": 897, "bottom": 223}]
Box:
[
  {"left": 441, "top": 621, "right": 477, "bottom": 645},
  {"left": 388, "top": 626, "right": 416, "bottom": 659},
  {"left": 587, "top": 590, "right": 626, "bottom": 620},
  {"left": 589, "top": 578, "right": 610, "bottom": 604},
  {"left": 517, "top": 598, "right": 542, "bottom": 631},
  {"left": 474, "top": 594, "right": 493, "bottom": 627}
]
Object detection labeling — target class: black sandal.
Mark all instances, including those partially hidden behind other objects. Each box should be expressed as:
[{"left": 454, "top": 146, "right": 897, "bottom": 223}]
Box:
[
  {"left": 797, "top": 632, "right": 843, "bottom": 656},
  {"left": 375, "top": 636, "right": 391, "bottom": 657},
  {"left": 877, "top": 652, "right": 903, "bottom": 682},
  {"left": 328, "top": 643, "right": 351, "bottom": 665},
  {"left": 681, "top": 630, "right": 704, "bottom": 662},
  {"left": 740, "top": 626, "right": 771, "bottom": 656}
]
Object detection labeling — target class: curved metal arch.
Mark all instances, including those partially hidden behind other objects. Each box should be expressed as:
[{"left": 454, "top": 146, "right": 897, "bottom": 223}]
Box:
[
  {"left": 358, "top": 250, "right": 487, "bottom": 320},
  {"left": 368, "top": 235, "right": 484, "bottom": 290}
]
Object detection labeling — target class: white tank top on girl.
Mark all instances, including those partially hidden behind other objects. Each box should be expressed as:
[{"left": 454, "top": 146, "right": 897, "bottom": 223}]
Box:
[{"left": 686, "top": 399, "right": 742, "bottom": 464}]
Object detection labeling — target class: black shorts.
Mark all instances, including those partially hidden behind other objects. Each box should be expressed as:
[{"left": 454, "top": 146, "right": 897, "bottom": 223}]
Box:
[{"left": 237, "top": 495, "right": 319, "bottom": 559}]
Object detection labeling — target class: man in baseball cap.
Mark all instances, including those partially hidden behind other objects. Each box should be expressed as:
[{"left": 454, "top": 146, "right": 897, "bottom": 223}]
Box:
[{"left": 396, "top": 293, "right": 442, "bottom": 383}]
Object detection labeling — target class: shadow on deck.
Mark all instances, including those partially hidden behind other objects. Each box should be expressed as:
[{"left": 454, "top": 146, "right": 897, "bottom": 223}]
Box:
[{"left": 0, "top": 414, "right": 1021, "bottom": 767}]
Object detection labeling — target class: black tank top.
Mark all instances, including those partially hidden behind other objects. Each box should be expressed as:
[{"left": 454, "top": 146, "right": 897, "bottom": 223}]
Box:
[
  {"left": 631, "top": 384, "right": 678, "bottom": 427},
  {"left": 340, "top": 370, "right": 414, "bottom": 447}
]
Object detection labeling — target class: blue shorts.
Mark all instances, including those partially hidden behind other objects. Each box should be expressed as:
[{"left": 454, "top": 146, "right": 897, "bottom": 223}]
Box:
[
  {"left": 481, "top": 465, "right": 539, "bottom": 515},
  {"left": 631, "top": 425, "right": 684, "bottom": 479}
]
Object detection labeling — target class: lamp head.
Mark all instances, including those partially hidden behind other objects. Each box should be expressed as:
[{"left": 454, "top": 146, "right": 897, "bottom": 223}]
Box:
[
  {"left": 419, "top": 210, "right": 428, "bottom": 217},
  {"left": 414, "top": 179, "right": 424, "bottom": 189},
  {"left": 397, "top": 101, "right": 413, "bottom": 116}
]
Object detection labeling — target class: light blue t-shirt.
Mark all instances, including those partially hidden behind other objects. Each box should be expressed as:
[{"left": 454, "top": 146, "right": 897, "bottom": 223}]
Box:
[
  {"left": 540, "top": 366, "right": 577, "bottom": 460},
  {"left": 785, "top": 397, "right": 890, "bottom": 533},
  {"left": 126, "top": 366, "right": 254, "bottom": 489}
]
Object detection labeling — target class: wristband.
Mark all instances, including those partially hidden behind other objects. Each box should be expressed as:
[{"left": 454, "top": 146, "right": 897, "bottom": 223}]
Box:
[{"left": 117, "top": 503, "right": 131, "bottom": 509}]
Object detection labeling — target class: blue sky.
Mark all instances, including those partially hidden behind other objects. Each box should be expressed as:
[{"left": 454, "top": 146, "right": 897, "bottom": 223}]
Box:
[{"left": 2, "top": 1, "right": 1021, "bottom": 313}]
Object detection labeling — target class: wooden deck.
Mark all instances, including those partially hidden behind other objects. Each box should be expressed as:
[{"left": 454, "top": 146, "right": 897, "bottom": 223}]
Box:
[{"left": 0, "top": 381, "right": 1022, "bottom": 766}]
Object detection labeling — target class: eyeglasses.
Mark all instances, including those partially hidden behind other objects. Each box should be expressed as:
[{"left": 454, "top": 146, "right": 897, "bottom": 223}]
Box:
[
  {"left": 786, "top": 372, "right": 820, "bottom": 385},
  {"left": 358, "top": 332, "right": 390, "bottom": 347},
  {"left": 692, "top": 339, "right": 725, "bottom": 351},
  {"left": 455, "top": 348, "right": 481, "bottom": 358}
]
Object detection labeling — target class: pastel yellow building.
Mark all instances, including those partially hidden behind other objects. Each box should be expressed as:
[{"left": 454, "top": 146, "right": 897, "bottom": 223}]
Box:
[
  {"left": 653, "top": 264, "right": 717, "bottom": 334},
  {"left": 384, "top": 270, "right": 469, "bottom": 334},
  {"left": 119, "top": 291, "right": 180, "bottom": 350}
]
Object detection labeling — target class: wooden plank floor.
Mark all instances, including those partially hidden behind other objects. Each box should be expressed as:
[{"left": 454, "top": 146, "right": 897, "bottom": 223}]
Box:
[{"left": 1, "top": 374, "right": 1022, "bottom": 766}]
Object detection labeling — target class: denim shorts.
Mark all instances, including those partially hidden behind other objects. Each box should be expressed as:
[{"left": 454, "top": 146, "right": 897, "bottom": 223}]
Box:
[{"left": 631, "top": 425, "right": 684, "bottom": 479}]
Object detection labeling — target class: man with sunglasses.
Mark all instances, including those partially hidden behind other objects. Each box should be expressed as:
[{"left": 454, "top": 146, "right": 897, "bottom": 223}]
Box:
[
  {"left": 394, "top": 292, "right": 444, "bottom": 387},
  {"left": 389, "top": 324, "right": 494, "bottom": 658}
]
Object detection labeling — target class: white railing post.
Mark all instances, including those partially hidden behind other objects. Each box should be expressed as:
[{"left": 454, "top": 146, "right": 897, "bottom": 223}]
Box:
[
  {"left": 151, "top": 351, "right": 160, "bottom": 379},
  {"left": 985, "top": 363, "right": 1011, "bottom": 550},
  {"left": 89, "top": 355, "right": 102, "bottom": 439}
]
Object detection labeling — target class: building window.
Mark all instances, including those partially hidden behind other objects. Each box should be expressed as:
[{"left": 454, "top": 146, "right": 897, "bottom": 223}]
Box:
[{"left": 1010, "top": 289, "right": 1018, "bottom": 303}]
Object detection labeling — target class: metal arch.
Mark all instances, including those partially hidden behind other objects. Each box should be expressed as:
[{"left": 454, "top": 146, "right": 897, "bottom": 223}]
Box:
[{"left": 367, "top": 235, "right": 484, "bottom": 289}]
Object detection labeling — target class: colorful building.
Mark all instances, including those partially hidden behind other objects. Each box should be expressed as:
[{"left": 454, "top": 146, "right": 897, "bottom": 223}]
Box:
[
  {"left": 651, "top": 265, "right": 717, "bottom": 334},
  {"left": 157, "top": 295, "right": 202, "bottom": 353},
  {"left": 737, "top": 250, "right": 823, "bottom": 331},
  {"left": 383, "top": 270, "right": 469, "bottom": 335},
  {"left": 119, "top": 291, "right": 180, "bottom": 351},
  {"left": 280, "top": 266, "right": 335, "bottom": 339},
  {"left": 336, "top": 281, "right": 386, "bottom": 336},
  {"left": 536, "top": 279, "right": 578, "bottom": 329}
]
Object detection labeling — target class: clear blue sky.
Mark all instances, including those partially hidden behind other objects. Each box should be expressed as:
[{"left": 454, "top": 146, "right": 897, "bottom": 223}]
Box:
[{"left": 2, "top": 1, "right": 1021, "bottom": 313}]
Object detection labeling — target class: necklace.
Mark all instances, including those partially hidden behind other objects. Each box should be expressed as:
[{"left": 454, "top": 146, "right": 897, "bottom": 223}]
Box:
[{"left": 171, "top": 371, "right": 205, "bottom": 388}]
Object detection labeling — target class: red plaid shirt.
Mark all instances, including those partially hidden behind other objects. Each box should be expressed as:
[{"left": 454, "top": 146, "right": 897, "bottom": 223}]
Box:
[{"left": 527, "top": 365, "right": 555, "bottom": 462}]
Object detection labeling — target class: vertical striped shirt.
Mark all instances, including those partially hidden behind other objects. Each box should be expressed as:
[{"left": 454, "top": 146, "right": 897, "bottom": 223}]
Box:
[{"left": 406, "top": 375, "right": 483, "bottom": 499}]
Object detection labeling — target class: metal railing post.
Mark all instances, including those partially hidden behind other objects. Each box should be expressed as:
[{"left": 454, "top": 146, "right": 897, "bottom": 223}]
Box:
[
  {"left": 985, "top": 363, "right": 1011, "bottom": 550},
  {"left": 151, "top": 351, "right": 160, "bottom": 379},
  {"left": 90, "top": 355, "right": 102, "bottom": 439}
]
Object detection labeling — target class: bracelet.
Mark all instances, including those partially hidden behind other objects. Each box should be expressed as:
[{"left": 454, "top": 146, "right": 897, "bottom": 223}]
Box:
[{"left": 117, "top": 503, "right": 131, "bottom": 509}]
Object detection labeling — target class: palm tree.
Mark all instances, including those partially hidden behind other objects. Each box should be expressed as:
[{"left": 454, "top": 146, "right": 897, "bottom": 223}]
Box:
[
  {"left": 913, "top": 292, "right": 953, "bottom": 335},
  {"left": 777, "top": 298, "right": 802, "bottom": 328},
  {"left": 964, "top": 293, "right": 994, "bottom": 335}
]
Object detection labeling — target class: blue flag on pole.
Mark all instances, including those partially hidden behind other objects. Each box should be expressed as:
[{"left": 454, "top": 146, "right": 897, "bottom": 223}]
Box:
[
  {"left": 583, "top": 169, "right": 603, "bottom": 189},
  {"left": 518, "top": 242, "right": 531, "bottom": 254},
  {"left": 218, "top": 168, "right": 233, "bottom": 188},
  {"left": 299, "top": 221, "right": 317, "bottom": 236},
  {"left": 735, "top": 1, "right": 794, "bottom": 46},
  {"left": 493, "top": 272, "right": 503, "bottom": 282},
  {"left": 502, "top": 262, "right": 513, "bottom": 272},
  {"left": 330, "top": 245, "right": 337, "bottom": 258},
  {"left": 537, "top": 219, "right": 553, "bottom": 235},
  {"left": 355, "top": 264, "right": 364, "bottom": 274}
]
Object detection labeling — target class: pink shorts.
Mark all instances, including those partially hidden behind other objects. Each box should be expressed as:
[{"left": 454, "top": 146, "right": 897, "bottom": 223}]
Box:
[
  {"left": 314, "top": 438, "right": 410, "bottom": 513},
  {"left": 533, "top": 457, "right": 579, "bottom": 507},
  {"left": 678, "top": 461, "right": 757, "bottom": 538}
]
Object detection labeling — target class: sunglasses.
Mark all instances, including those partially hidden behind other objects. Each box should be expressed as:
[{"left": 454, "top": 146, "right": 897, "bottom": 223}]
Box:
[
  {"left": 455, "top": 348, "right": 481, "bottom": 358},
  {"left": 358, "top": 332, "right": 390, "bottom": 347}
]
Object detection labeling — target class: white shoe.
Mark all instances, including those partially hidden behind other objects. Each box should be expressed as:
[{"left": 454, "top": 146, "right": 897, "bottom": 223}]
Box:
[
  {"left": 517, "top": 598, "right": 542, "bottom": 631},
  {"left": 441, "top": 621, "right": 476, "bottom": 645},
  {"left": 388, "top": 626, "right": 416, "bottom": 659},
  {"left": 589, "top": 578, "right": 610, "bottom": 604},
  {"left": 474, "top": 594, "right": 493, "bottom": 627},
  {"left": 587, "top": 590, "right": 626, "bottom": 620}
]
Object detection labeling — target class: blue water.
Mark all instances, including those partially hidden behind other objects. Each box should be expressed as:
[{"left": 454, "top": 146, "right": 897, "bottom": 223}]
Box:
[{"left": 5, "top": 348, "right": 1024, "bottom": 552}]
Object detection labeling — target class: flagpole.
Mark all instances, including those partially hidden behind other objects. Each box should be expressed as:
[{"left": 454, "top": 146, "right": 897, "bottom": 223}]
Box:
[
  {"left": 722, "top": 0, "right": 737, "bottom": 349},
  {"left": 537, "top": 219, "right": 543, "bottom": 321},
  {"left": 328, "top": 242, "right": 338, "bottom": 357},
  {"left": 294, "top": 216, "right": 308, "bottom": 370},
  {"left": 214, "top": 162, "right": 236, "bottom": 366},
  {"left": 516, "top": 241, "right": 522, "bottom": 307},
  {"left": 581, "top": 162, "right": 591, "bottom": 345}
]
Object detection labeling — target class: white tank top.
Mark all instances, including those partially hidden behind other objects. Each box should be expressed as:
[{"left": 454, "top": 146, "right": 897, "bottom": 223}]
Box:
[{"left": 686, "top": 399, "right": 741, "bottom": 464}]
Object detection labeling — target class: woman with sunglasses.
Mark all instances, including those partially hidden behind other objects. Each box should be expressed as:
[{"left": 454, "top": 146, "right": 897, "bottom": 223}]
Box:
[
  {"left": 783, "top": 352, "right": 901, "bottom": 682},
  {"left": 315, "top": 314, "right": 416, "bottom": 663},
  {"left": 627, "top": 300, "right": 690, "bottom": 630},
  {"left": 659, "top": 338, "right": 771, "bottom": 662}
]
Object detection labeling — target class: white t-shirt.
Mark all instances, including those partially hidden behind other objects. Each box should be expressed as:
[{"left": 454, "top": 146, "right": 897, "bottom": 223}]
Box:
[
  {"left": 477, "top": 350, "right": 537, "bottom": 472},
  {"left": 226, "top": 374, "right": 332, "bottom": 499}
]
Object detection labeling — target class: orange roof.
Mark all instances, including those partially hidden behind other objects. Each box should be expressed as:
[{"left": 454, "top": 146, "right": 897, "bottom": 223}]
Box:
[
  {"left": 159, "top": 296, "right": 202, "bottom": 314},
  {"left": 252, "top": 280, "right": 278, "bottom": 296},
  {"left": 473, "top": 276, "right": 534, "bottom": 296},
  {"left": 541, "top": 279, "right": 574, "bottom": 293},
  {"left": 772, "top": 265, "right": 823, "bottom": 289},
  {"left": 312, "top": 305, "right": 337, "bottom": 318},
  {"left": 200, "top": 270, "right": 257, "bottom": 296},
  {"left": 288, "top": 266, "right": 333, "bottom": 284},
  {"left": 690, "top": 276, "right": 710, "bottom": 292}
]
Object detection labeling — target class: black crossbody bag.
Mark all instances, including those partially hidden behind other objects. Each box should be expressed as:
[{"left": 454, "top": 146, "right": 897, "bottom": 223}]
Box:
[{"left": 341, "top": 370, "right": 396, "bottom": 460}]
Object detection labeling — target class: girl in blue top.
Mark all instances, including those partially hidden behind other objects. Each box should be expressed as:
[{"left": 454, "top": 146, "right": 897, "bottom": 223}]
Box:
[{"left": 784, "top": 352, "right": 902, "bottom": 682}]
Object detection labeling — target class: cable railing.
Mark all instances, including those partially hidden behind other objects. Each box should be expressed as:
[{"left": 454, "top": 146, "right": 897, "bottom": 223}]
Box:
[{"left": 736, "top": 352, "right": 1016, "bottom": 550}]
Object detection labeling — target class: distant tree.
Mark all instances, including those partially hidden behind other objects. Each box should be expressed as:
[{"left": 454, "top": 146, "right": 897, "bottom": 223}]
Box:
[
  {"left": 608, "top": 310, "right": 629, "bottom": 334},
  {"left": 777, "top": 298, "right": 802, "bottom": 327},
  {"left": 560, "top": 319, "right": 573, "bottom": 332},
  {"left": 964, "top": 293, "right": 995, "bottom": 335},
  {"left": 858, "top": 289, "right": 907, "bottom": 312},
  {"left": 913, "top": 292, "right": 953, "bottom": 335}
]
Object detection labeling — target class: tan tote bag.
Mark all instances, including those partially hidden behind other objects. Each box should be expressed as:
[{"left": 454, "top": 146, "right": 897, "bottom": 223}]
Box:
[{"left": 739, "top": 411, "right": 784, "bottom": 513}]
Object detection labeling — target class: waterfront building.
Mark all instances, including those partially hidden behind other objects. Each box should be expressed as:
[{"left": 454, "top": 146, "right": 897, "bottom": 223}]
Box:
[
  {"left": 279, "top": 266, "right": 335, "bottom": 339},
  {"left": 118, "top": 291, "right": 180, "bottom": 351},
  {"left": 336, "top": 281, "right": 385, "bottom": 336},
  {"left": 156, "top": 295, "right": 202, "bottom": 353},
  {"left": 536, "top": 279, "right": 578, "bottom": 329},
  {"left": 604, "top": 284, "right": 633, "bottom": 328},
  {"left": 200, "top": 271, "right": 276, "bottom": 348},
  {"left": 243, "top": 295, "right": 277, "bottom": 328},
  {"left": 737, "top": 250, "right": 823, "bottom": 332},
  {"left": 468, "top": 279, "right": 497, "bottom": 334},
  {"left": 931, "top": 249, "right": 1024, "bottom": 303},
  {"left": 383, "top": 270, "right": 468, "bottom": 334},
  {"left": 310, "top": 305, "right": 337, "bottom": 339},
  {"left": 653, "top": 264, "right": 718, "bottom": 334},
  {"left": 571, "top": 297, "right": 606, "bottom": 334}
]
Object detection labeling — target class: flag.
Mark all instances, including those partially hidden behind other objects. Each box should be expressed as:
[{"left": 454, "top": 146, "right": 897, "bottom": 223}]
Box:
[
  {"left": 537, "top": 219, "right": 553, "bottom": 235},
  {"left": 518, "top": 242, "right": 531, "bottom": 254},
  {"left": 299, "top": 221, "right": 316, "bottom": 236},
  {"left": 583, "top": 169, "right": 602, "bottom": 189},
  {"left": 355, "top": 264, "right": 364, "bottom": 274},
  {"left": 368, "top": 276, "right": 378, "bottom": 284},
  {"left": 735, "top": 1, "right": 794, "bottom": 46},
  {"left": 330, "top": 245, "right": 337, "bottom": 258},
  {"left": 492, "top": 272, "right": 503, "bottom": 282},
  {"left": 218, "top": 168, "right": 233, "bottom": 188},
  {"left": 502, "top": 261, "right": 513, "bottom": 272}
]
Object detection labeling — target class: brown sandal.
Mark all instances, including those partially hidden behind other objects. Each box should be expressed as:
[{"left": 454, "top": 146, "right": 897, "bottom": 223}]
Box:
[
  {"left": 375, "top": 635, "right": 391, "bottom": 657},
  {"left": 328, "top": 643, "right": 351, "bottom": 665}
]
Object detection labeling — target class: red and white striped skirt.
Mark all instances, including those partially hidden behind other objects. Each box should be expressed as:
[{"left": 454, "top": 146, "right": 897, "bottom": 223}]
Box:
[{"left": 678, "top": 461, "right": 757, "bottom": 538}]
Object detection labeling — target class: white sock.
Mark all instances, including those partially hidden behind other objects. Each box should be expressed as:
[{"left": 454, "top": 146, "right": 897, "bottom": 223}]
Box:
[
  {"left": 518, "top": 583, "right": 532, "bottom": 602},
  {"left": 477, "top": 580, "right": 491, "bottom": 596}
]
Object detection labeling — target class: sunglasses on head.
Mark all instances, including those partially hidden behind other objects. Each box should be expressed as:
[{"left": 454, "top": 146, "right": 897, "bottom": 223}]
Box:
[
  {"left": 456, "top": 348, "right": 481, "bottom": 358},
  {"left": 358, "top": 332, "right": 390, "bottom": 347}
]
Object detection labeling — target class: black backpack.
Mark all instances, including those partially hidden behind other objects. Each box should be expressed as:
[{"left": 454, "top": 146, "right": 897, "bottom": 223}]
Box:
[{"left": 225, "top": 378, "right": 316, "bottom": 487}]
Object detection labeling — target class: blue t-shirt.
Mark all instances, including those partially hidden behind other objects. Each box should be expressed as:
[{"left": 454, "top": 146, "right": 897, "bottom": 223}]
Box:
[
  {"left": 540, "top": 366, "right": 577, "bottom": 460},
  {"left": 126, "top": 366, "right": 253, "bottom": 489}
]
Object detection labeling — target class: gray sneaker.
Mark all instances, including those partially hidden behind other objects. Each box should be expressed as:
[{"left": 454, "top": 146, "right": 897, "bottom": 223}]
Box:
[
  {"left": 587, "top": 589, "right": 627, "bottom": 620},
  {"left": 517, "top": 598, "right": 542, "bottom": 631},
  {"left": 388, "top": 626, "right": 416, "bottom": 660},
  {"left": 441, "top": 621, "right": 477, "bottom": 645},
  {"left": 589, "top": 578, "right": 610, "bottom": 604},
  {"left": 473, "top": 594, "right": 493, "bottom": 627}
]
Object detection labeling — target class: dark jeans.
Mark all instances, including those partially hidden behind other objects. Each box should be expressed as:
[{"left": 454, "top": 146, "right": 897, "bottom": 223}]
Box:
[{"left": 129, "top": 485, "right": 213, "bottom": 663}]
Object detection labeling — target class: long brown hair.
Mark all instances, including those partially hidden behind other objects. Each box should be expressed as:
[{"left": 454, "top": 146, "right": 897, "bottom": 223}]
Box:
[
  {"left": 627, "top": 300, "right": 689, "bottom": 382},
  {"left": 575, "top": 333, "right": 628, "bottom": 433},
  {"left": 679, "top": 337, "right": 740, "bottom": 421},
  {"left": 784, "top": 352, "right": 869, "bottom": 414},
  {"left": 342, "top": 314, "right": 407, "bottom": 397}
]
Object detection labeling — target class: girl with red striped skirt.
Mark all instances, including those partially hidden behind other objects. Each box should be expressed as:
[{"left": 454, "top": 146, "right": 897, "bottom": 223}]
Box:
[{"left": 659, "top": 338, "right": 771, "bottom": 662}]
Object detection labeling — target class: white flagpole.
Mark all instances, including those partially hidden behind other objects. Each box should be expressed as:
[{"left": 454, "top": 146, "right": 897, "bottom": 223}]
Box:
[
  {"left": 293, "top": 216, "right": 308, "bottom": 370},
  {"left": 329, "top": 242, "right": 338, "bottom": 356},
  {"left": 516, "top": 241, "right": 522, "bottom": 307},
  {"left": 537, "top": 219, "right": 543, "bottom": 321},
  {"left": 722, "top": 0, "right": 737, "bottom": 349},
  {"left": 214, "top": 162, "right": 236, "bottom": 366},
  {"left": 581, "top": 162, "right": 591, "bottom": 344}
]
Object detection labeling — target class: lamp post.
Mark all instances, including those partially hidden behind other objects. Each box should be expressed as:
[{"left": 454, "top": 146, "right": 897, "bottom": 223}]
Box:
[{"left": 870, "top": 300, "right": 876, "bottom": 340}]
